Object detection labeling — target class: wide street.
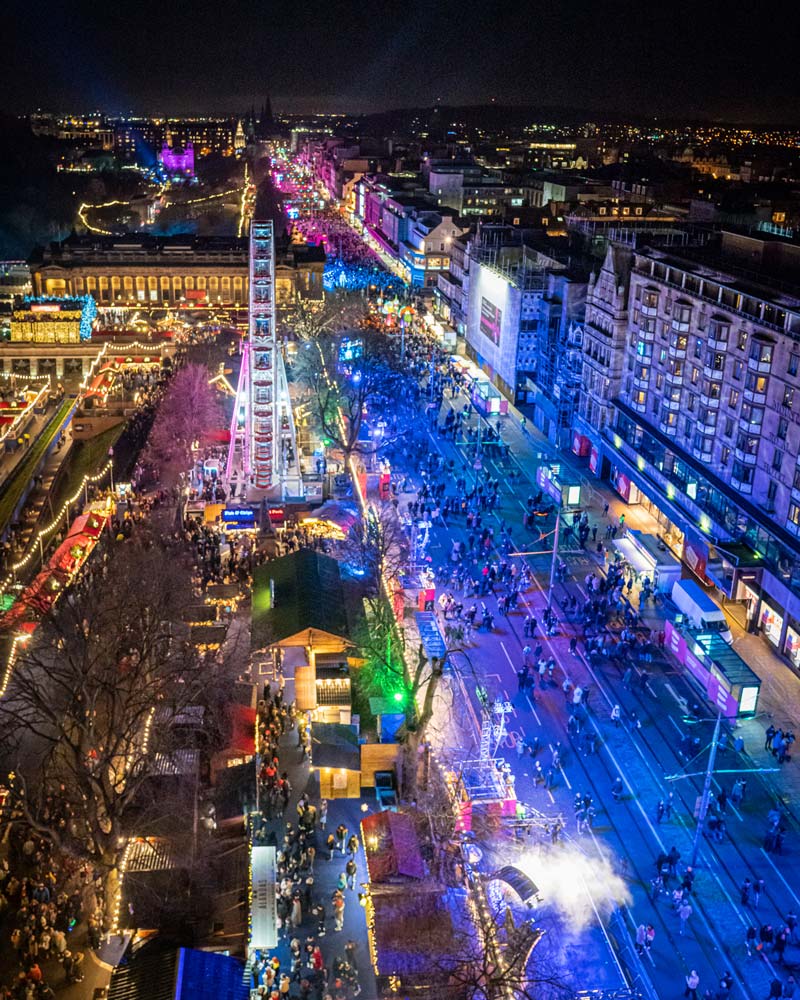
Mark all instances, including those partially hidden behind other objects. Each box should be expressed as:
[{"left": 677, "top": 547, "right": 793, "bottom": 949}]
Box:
[
  {"left": 369, "top": 339, "right": 800, "bottom": 1000},
  {"left": 267, "top": 142, "right": 800, "bottom": 998}
]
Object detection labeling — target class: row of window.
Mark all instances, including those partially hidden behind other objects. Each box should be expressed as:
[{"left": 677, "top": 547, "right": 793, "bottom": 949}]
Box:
[{"left": 635, "top": 269, "right": 795, "bottom": 333}]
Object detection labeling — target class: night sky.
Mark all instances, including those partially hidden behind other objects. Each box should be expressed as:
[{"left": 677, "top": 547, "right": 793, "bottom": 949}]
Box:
[{"left": 7, "top": 0, "right": 800, "bottom": 121}]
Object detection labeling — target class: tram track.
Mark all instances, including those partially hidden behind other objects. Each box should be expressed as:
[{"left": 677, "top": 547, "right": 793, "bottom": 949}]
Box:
[{"left": 403, "top": 381, "right": 794, "bottom": 998}]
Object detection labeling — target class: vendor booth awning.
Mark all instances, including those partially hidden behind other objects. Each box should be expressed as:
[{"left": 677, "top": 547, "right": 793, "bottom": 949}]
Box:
[
  {"left": 299, "top": 500, "right": 360, "bottom": 540},
  {"left": 229, "top": 704, "right": 256, "bottom": 757}
]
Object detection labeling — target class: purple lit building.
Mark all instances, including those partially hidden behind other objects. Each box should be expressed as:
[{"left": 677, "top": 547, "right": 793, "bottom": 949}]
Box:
[{"left": 159, "top": 141, "right": 195, "bottom": 178}]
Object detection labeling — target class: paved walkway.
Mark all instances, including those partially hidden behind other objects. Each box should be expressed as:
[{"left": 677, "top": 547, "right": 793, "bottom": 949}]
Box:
[{"left": 254, "top": 689, "right": 378, "bottom": 999}]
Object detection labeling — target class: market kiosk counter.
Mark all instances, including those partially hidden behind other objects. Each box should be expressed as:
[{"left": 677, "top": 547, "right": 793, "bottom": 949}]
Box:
[{"left": 611, "top": 529, "right": 682, "bottom": 593}]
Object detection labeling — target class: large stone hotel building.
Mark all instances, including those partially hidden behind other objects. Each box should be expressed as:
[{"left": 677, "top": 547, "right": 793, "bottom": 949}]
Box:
[{"left": 29, "top": 233, "right": 325, "bottom": 309}]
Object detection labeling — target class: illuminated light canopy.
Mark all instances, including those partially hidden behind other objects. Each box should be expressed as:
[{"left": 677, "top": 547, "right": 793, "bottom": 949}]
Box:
[
  {"left": 323, "top": 257, "right": 405, "bottom": 295},
  {"left": 12, "top": 295, "right": 97, "bottom": 343}
]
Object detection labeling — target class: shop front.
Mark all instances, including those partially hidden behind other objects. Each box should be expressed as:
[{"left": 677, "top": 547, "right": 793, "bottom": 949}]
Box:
[
  {"left": 784, "top": 618, "right": 800, "bottom": 671},
  {"left": 736, "top": 577, "right": 785, "bottom": 650},
  {"left": 610, "top": 465, "right": 641, "bottom": 504},
  {"left": 611, "top": 529, "right": 682, "bottom": 593}
]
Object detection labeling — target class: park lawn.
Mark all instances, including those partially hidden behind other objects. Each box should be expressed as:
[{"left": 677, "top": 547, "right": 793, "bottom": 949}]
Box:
[
  {"left": 50, "top": 424, "right": 123, "bottom": 512},
  {"left": 0, "top": 398, "right": 75, "bottom": 532}
]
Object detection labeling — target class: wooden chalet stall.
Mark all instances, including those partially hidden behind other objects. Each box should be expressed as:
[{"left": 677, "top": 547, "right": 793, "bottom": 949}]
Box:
[{"left": 251, "top": 550, "right": 361, "bottom": 715}]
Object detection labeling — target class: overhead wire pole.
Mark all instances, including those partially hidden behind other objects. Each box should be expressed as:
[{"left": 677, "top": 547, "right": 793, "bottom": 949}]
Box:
[
  {"left": 665, "top": 712, "right": 779, "bottom": 867},
  {"left": 547, "top": 507, "right": 561, "bottom": 612}
]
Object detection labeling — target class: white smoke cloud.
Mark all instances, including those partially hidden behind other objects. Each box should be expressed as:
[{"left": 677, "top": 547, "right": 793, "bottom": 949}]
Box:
[{"left": 512, "top": 839, "right": 632, "bottom": 932}]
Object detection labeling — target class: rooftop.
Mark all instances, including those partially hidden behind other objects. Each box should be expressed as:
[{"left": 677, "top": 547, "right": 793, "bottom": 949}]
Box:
[{"left": 250, "top": 549, "right": 359, "bottom": 648}]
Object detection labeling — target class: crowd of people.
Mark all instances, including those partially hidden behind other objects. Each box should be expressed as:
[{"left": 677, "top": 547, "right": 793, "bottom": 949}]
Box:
[
  {"left": 251, "top": 688, "right": 366, "bottom": 999},
  {"left": 289, "top": 208, "right": 379, "bottom": 269},
  {"left": 0, "top": 826, "right": 100, "bottom": 997}
]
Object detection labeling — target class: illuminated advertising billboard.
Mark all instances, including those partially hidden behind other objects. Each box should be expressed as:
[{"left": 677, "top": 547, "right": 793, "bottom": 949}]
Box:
[{"left": 479, "top": 297, "right": 502, "bottom": 345}]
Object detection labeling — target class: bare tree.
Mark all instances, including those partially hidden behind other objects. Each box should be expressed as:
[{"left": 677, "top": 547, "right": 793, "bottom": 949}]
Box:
[
  {"left": 430, "top": 891, "right": 572, "bottom": 1000},
  {"left": 279, "top": 290, "right": 368, "bottom": 343},
  {"left": 352, "top": 591, "right": 447, "bottom": 799},
  {"left": 293, "top": 334, "right": 414, "bottom": 465},
  {"left": 342, "top": 502, "right": 410, "bottom": 594},
  {"left": 0, "top": 537, "right": 230, "bottom": 900}
]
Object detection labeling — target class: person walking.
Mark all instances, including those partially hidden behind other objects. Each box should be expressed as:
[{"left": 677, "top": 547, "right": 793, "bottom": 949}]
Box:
[
  {"left": 754, "top": 877, "right": 765, "bottom": 908},
  {"left": 333, "top": 890, "right": 345, "bottom": 932},
  {"left": 769, "top": 980, "right": 785, "bottom": 1000},
  {"left": 611, "top": 704, "right": 622, "bottom": 727},
  {"left": 656, "top": 799, "right": 666, "bottom": 823},
  {"left": 319, "top": 799, "right": 328, "bottom": 830},
  {"left": 775, "top": 927, "right": 790, "bottom": 964},
  {"left": 336, "top": 824, "right": 348, "bottom": 855},
  {"left": 745, "top": 924, "right": 758, "bottom": 957},
  {"left": 345, "top": 858, "right": 357, "bottom": 890},
  {"left": 685, "top": 970, "right": 700, "bottom": 1000},
  {"left": 679, "top": 900, "right": 693, "bottom": 935}
]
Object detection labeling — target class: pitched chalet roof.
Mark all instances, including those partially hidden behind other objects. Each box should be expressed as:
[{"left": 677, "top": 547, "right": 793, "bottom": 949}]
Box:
[
  {"left": 362, "top": 810, "right": 425, "bottom": 882},
  {"left": 251, "top": 549, "right": 355, "bottom": 648}
]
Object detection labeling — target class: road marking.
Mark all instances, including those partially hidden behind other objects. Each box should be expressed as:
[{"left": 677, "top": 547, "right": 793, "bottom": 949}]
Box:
[
  {"left": 760, "top": 847, "right": 800, "bottom": 908},
  {"left": 524, "top": 692, "right": 542, "bottom": 726},
  {"left": 665, "top": 682, "right": 689, "bottom": 714},
  {"left": 668, "top": 714, "right": 684, "bottom": 736},
  {"left": 500, "top": 641, "right": 516, "bottom": 670}
]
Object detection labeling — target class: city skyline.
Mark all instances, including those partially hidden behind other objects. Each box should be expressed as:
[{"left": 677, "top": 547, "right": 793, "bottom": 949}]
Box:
[{"left": 7, "top": 0, "right": 800, "bottom": 123}]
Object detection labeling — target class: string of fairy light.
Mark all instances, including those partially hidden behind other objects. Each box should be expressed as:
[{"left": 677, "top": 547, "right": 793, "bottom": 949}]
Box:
[
  {"left": 0, "top": 340, "right": 163, "bottom": 599},
  {"left": 78, "top": 187, "right": 245, "bottom": 234},
  {"left": 0, "top": 459, "right": 114, "bottom": 601},
  {"left": 0, "top": 375, "right": 51, "bottom": 448}
]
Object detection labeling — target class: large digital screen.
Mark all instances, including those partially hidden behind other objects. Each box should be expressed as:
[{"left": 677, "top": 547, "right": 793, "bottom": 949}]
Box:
[{"left": 479, "top": 297, "right": 502, "bottom": 345}]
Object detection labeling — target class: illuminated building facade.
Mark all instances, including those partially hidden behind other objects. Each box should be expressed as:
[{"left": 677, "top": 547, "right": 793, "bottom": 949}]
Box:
[
  {"left": 30, "top": 234, "right": 324, "bottom": 311},
  {"left": 159, "top": 141, "right": 195, "bottom": 177},
  {"left": 30, "top": 234, "right": 250, "bottom": 308},
  {"left": 114, "top": 118, "right": 237, "bottom": 162},
  {"left": 575, "top": 230, "right": 800, "bottom": 665},
  {"left": 11, "top": 296, "right": 97, "bottom": 343},
  {"left": 30, "top": 113, "right": 114, "bottom": 150}
]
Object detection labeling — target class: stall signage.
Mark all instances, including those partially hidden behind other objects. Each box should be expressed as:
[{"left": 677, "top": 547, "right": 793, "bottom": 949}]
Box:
[
  {"left": 223, "top": 507, "right": 255, "bottom": 525},
  {"left": 267, "top": 506, "right": 285, "bottom": 524}
]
